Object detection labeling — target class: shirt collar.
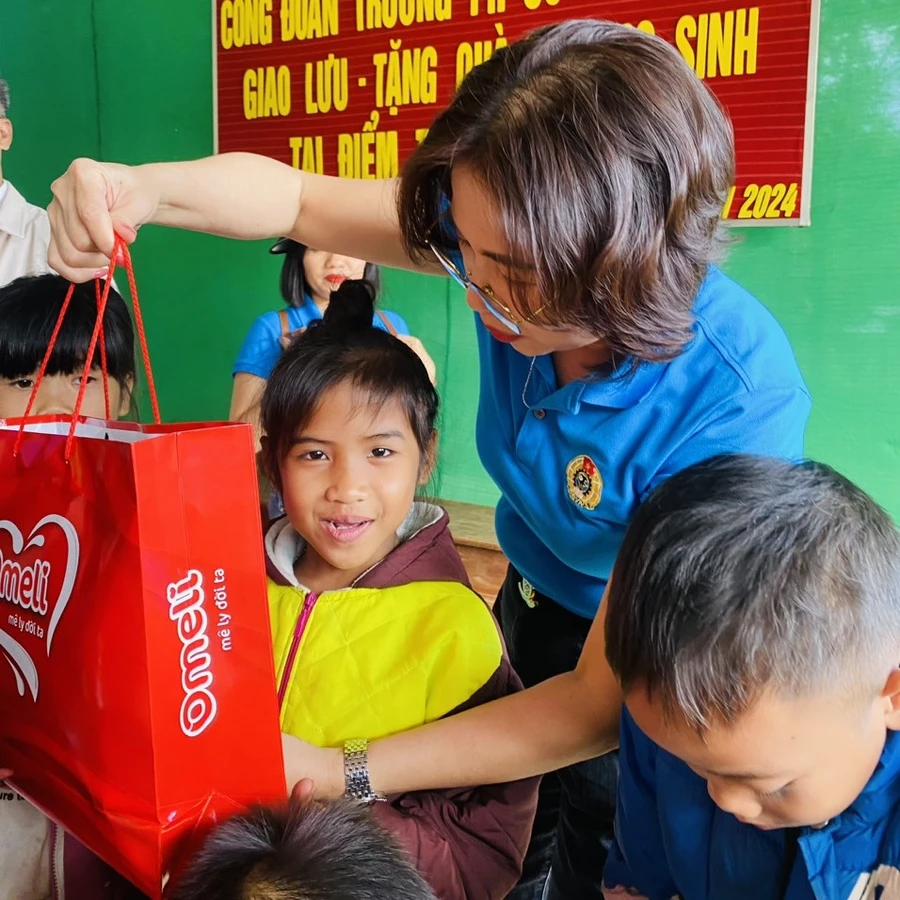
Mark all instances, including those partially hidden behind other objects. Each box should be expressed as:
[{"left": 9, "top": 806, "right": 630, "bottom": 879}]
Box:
[
  {"left": 0, "top": 181, "right": 29, "bottom": 238},
  {"left": 832, "top": 729, "right": 900, "bottom": 830},
  {"left": 527, "top": 353, "right": 668, "bottom": 414},
  {"left": 579, "top": 359, "right": 668, "bottom": 409},
  {"left": 302, "top": 292, "right": 323, "bottom": 318},
  {"left": 264, "top": 502, "right": 445, "bottom": 589}
]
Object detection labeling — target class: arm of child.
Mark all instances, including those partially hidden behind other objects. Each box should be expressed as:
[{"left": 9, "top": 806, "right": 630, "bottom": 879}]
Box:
[
  {"left": 395, "top": 335, "right": 437, "bottom": 385},
  {"left": 602, "top": 709, "right": 681, "bottom": 900},
  {"left": 230, "top": 374, "right": 266, "bottom": 429},
  {"left": 229, "top": 313, "right": 283, "bottom": 446}
]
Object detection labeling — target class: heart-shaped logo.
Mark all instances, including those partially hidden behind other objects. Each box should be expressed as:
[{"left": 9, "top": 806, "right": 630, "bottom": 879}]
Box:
[{"left": 0, "top": 516, "right": 80, "bottom": 701}]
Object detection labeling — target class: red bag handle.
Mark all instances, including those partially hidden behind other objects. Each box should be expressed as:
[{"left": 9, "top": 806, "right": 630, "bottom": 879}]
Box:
[
  {"left": 96, "top": 280, "right": 110, "bottom": 420},
  {"left": 13, "top": 235, "right": 161, "bottom": 459}
]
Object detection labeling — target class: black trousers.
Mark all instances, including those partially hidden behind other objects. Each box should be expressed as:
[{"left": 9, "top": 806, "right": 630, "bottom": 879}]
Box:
[{"left": 495, "top": 566, "right": 617, "bottom": 900}]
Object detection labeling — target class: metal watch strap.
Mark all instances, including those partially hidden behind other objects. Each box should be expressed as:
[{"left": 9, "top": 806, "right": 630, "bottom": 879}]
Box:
[{"left": 343, "top": 738, "right": 385, "bottom": 804}]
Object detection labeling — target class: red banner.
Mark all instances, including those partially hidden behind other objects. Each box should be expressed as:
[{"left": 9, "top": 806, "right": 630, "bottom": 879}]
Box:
[{"left": 213, "top": 1, "right": 819, "bottom": 225}]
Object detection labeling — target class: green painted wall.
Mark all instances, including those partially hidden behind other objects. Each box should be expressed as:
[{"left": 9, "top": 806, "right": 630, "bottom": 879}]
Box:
[
  {"left": 0, "top": 5, "right": 100, "bottom": 207},
  {"left": 1, "top": 0, "right": 898, "bottom": 513}
]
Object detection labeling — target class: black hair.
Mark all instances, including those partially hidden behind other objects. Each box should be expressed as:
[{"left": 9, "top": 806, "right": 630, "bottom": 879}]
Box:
[
  {"left": 0, "top": 274, "right": 135, "bottom": 388},
  {"left": 605, "top": 454, "right": 900, "bottom": 729},
  {"left": 261, "top": 279, "right": 437, "bottom": 492},
  {"left": 170, "top": 799, "right": 436, "bottom": 900},
  {"left": 273, "top": 239, "right": 382, "bottom": 308}
]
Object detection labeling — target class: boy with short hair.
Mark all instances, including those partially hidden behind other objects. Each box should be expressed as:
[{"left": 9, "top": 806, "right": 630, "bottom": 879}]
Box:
[
  {"left": 602, "top": 454, "right": 900, "bottom": 900},
  {"left": 171, "top": 799, "right": 436, "bottom": 900}
]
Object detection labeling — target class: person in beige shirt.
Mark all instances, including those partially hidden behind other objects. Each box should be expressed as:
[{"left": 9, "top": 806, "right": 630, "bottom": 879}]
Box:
[
  {"left": 0, "top": 78, "right": 51, "bottom": 287},
  {"left": 1, "top": 84, "right": 64, "bottom": 894},
  {"left": 0, "top": 76, "right": 53, "bottom": 900}
]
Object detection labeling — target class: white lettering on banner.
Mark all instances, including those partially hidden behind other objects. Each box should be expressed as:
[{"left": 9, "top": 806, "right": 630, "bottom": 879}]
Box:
[
  {"left": 0, "top": 516, "right": 80, "bottom": 702},
  {"left": 167, "top": 570, "right": 218, "bottom": 737}
]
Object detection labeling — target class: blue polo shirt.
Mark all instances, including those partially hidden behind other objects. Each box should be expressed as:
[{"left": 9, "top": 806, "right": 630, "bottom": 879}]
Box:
[
  {"left": 475, "top": 266, "right": 811, "bottom": 619},
  {"left": 233, "top": 295, "right": 409, "bottom": 379}
]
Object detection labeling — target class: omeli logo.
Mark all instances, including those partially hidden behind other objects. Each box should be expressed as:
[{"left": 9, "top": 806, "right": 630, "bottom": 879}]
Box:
[
  {"left": 167, "top": 569, "right": 218, "bottom": 737},
  {"left": 0, "top": 516, "right": 80, "bottom": 701}
]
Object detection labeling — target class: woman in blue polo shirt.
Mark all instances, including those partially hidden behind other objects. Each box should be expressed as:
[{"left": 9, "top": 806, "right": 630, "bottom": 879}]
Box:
[
  {"left": 229, "top": 238, "right": 409, "bottom": 430},
  {"left": 47, "top": 20, "right": 810, "bottom": 900}
]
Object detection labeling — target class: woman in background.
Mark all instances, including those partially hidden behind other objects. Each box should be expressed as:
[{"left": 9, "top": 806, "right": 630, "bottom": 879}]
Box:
[{"left": 230, "top": 240, "right": 432, "bottom": 435}]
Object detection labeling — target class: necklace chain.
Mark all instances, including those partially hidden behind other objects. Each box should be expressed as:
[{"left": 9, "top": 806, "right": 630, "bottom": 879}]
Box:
[{"left": 521, "top": 357, "right": 537, "bottom": 409}]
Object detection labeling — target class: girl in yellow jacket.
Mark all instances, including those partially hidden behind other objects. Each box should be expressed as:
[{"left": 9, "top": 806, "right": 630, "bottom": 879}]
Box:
[{"left": 259, "top": 279, "right": 537, "bottom": 900}]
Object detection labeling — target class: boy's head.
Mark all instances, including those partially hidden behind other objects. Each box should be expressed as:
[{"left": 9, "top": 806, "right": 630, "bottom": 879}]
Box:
[
  {"left": 0, "top": 274, "right": 135, "bottom": 420},
  {"left": 171, "top": 799, "right": 436, "bottom": 900},
  {"left": 261, "top": 279, "right": 437, "bottom": 583},
  {"left": 606, "top": 454, "right": 900, "bottom": 831}
]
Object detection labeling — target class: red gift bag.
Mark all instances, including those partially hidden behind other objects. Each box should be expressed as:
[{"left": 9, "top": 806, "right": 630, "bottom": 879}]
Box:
[{"left": 0, "top": 244, "right": 285, "bottom": 897}]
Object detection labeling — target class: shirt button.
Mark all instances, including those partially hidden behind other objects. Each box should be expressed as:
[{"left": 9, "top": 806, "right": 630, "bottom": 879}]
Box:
[{"left": 533, "top": 408, "right": 546, "bottom": 420}]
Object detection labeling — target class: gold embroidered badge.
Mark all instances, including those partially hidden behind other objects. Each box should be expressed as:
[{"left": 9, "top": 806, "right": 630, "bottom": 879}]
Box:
[{"left": 566, "top": 455, "right": 602, "bottom": 510}]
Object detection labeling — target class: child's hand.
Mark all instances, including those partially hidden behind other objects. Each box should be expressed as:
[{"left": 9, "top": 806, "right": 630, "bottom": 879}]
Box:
[{"left": 281, "top": 734, "right": 345, "bottom": 801}]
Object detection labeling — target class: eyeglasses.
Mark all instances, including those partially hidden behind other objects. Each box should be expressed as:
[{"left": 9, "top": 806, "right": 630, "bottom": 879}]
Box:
[{"left": 428, "top": 242, "right": 545, "bottom": 336}]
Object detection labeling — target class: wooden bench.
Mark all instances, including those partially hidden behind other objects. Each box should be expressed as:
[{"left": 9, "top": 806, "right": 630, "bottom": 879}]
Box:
[{"left": 440, "top": 500, "right": 508, "bottom": 605}]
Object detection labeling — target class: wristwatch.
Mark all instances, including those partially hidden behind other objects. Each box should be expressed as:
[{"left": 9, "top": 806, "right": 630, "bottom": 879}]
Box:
[{"left": 343, "top": 738, "right": 386, "bottom": 804}]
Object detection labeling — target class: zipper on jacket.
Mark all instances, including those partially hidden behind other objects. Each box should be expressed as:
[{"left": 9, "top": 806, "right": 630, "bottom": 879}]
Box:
[
  {"left": 277, "top": 592, "right": 319, "bottom": 710},
  {"left": 50, "top": 821, "right": 65, "bottom": 900}
]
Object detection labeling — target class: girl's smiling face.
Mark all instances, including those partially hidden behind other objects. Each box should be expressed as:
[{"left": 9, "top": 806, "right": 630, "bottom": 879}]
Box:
[{"left": 279, "top": 379, "right": 431, "bottom": 591}]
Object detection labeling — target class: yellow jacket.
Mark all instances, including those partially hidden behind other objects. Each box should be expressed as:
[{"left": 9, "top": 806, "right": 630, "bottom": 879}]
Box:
[{"left": 265, "top": 504, "right": 538, "bottom": 899}]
